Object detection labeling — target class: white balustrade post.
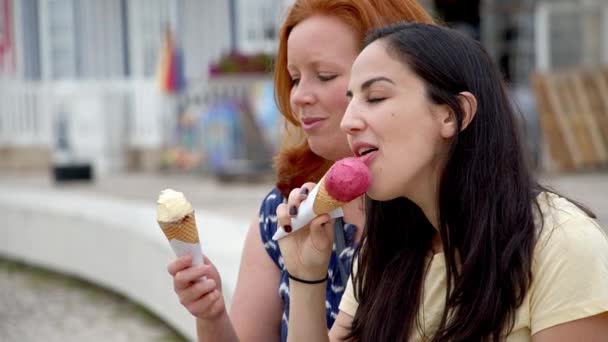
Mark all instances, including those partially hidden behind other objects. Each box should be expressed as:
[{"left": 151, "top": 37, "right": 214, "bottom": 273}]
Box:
[
  {"left": 534, "top": 2, "right": 550, "bottom": 72},
  {"left": 602, "top": 4, "right": 608, "bottom": 65}
]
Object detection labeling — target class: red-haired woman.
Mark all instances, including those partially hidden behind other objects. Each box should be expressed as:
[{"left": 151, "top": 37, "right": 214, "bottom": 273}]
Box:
[{"left": 167, "top": 1, "right": 433, "bottom": 341}]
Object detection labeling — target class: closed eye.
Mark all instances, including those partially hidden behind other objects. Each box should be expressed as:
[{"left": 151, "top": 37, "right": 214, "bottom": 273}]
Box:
[
  {"left": 318, "top": 74, "right": 337, "bottom": 82},
  {"left": 368, "top": 97, "right": 386, "bottom": 104}
]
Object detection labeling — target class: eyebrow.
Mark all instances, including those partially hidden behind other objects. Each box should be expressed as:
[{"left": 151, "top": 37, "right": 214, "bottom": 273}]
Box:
[{"left": 346, "top": 76, "right": 395, "bottom": 97}]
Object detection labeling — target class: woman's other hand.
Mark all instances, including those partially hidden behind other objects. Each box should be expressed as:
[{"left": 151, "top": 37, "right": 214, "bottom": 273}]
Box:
[{"left": 167, "top": 255, "right": 225, "bottom": 321}]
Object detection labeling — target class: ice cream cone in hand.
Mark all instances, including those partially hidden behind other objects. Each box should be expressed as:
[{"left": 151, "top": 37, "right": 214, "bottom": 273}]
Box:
[
  {"left": 273, "top": 157, "right": 371, "bottom": 240},
  {"left": 157, "top": 189, "right": 204, "bottom": 266}
]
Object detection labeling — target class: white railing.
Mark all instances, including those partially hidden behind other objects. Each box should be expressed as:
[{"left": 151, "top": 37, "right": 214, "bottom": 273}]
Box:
[
  {"left": 187, "top": 74, "right": 271, "bottom": 106},
  {"left": 0, "top": 75, "right": 273, "bottom": 174},
  {"left": 535, "top": 0, "right": 608, "bottom": 72},
  {"left": 0, "top": 80, "right": 52, "bottom": 147},
  {"left": 0, "top": 79, "right": 161, "bottom": 174}
]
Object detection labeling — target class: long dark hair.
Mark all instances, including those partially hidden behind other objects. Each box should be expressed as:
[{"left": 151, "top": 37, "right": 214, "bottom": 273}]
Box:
[{"left": 348, "top": 23, "right": 558, "bottom": 341}]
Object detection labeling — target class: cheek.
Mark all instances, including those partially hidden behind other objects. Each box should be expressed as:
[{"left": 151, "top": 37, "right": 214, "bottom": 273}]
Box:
[
  {"left": 384, "top": 115, "right": 436, "bottom": 164},
  {"left": 289, "top": 88, "right": 298, "bottom": 112},
  {"left": 323, "top": 80, "right": 349, "bottom": 117}
]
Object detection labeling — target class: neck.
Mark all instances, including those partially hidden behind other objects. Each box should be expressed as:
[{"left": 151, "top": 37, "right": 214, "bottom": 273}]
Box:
[
  {"left": 420, "top": 200, "right": 443, "bottom": 254},
  {"left": 431, "top": 232, "right": 443, "bottom": 254},
  {"left": 404, "top": 162, "right": 443, "bottom": 251},
  {"left": 407, "top": 177, "right": 440, "bottom": 231}
]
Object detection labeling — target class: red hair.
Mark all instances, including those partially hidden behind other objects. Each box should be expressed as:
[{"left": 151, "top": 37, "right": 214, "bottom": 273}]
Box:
[{"left": 273, "top": 0, "right": 434, "bottom": 196}]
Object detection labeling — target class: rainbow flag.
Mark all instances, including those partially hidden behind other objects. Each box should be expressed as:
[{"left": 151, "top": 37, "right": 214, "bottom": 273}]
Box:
[{"left": 156, "top": 28, "right": 186, "bottom": 94}]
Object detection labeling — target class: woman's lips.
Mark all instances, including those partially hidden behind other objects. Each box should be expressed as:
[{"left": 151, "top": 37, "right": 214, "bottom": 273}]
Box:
[{"left": 300, "top": 117, "right": 326, "bottom": 131}]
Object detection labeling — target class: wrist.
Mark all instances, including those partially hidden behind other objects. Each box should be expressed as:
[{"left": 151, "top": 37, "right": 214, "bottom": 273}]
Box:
[
  {"left": 196, "top": 311, "right": 240, "bottom": 342},
  {"left": 287, "top": 271, "right": 328, "bottom": 285},
  {"left": 195, "top": 303, "right": 227, "bottom": 322}
]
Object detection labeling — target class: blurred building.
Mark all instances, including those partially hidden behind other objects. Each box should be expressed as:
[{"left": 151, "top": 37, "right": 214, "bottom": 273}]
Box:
[
  {"left": 480, "top": 0, "right": 607, "bottom": 85},
  {"left": 6, "top": 0, "right": 278, "bottom": 80},
  {"left": 0, "top": 0, "right": 606, "bottom": 175},
  {"left": 0, "top": 0, "right": 288, "bottom": 175}
]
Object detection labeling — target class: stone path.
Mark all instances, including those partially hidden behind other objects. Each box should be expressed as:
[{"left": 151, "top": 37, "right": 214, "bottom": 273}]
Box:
[{"left": 0, "top": 258, "right": 186, "bottom": 342}]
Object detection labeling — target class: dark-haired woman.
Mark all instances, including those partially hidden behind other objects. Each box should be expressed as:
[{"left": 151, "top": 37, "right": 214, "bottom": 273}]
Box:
[{"left": 277, "top": 22, "right": 608, "bottom": 341}]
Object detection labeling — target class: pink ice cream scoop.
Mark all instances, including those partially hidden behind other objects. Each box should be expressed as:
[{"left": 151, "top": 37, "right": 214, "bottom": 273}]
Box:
[
  {"left": 272, "top": 157, "right": 371, "bottom": 241},
  {"left": 325, "top": 157, "right": 372, "bottom": 201}
]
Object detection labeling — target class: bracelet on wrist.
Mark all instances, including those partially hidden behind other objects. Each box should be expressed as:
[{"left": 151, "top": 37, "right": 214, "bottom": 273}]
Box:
[{"left": 287, "top": 271, "right": 328, "bottom": 284}]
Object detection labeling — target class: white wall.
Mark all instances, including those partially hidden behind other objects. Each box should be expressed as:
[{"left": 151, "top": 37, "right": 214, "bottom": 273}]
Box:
[{"left": 0, "top": 187, "right": 248, "bottom": 341}]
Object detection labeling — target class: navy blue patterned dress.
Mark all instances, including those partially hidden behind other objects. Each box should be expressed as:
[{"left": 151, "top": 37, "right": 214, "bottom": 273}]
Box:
[{"left": 259, "top": 187, "right": 357, "bottom": 342}]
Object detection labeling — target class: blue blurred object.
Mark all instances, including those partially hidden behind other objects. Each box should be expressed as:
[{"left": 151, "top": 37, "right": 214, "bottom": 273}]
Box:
[
  {"left": 200, "top": 78, "right": 280, "bottom": 180},
  {"left": 249, "top": 80, "right": 281, "bottom": 154},
  {"left": 202, "top": 101, "right": 245, "bottom": 174}
]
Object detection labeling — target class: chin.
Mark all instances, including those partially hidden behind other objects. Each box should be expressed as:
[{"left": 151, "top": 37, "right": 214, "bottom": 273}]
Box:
[
  {"left": 366, "top": 187, "right": 394, "bottom": 202},
  {"left": 308, "top": 140, "right": 330, "bottom": 158}
]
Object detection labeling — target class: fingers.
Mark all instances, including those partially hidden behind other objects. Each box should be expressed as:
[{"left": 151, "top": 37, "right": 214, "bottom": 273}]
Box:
[
  {"left": 185, "top": 289, "right": 225, "bottom": 318},
  {"left": 310, "top": 214, "right": 332, "bottom": 229},
  {"left": 286, "top": 182, "right": 315, "bottom": 215},
  {"left": 173, "top": 263, "right": 212, "bottom": 291},
  {"left": 168, "top": 256, "right": 226, "bottom": 320},
  {"left": 178, "top": 278, "right": 217, "bottom": 305},
  {"left": 167, "top": 255, "right": 192, "bottom": 276},
  {"left": 276, "top": 202, "right": 291, "bottom": 231},
  {"left": 309, "top": 215, "right": 335, "bottom": 249},
  {"left": 277, "top": 182, "right": 318, "bottom": 232},
  {"left": 179, "top": 278, "right": 225, "bottom": 320}
]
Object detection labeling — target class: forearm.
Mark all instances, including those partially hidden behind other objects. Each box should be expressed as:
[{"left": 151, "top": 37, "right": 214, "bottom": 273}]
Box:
[
  {"left": 196, "top": 311, "right": 240, "bottom": 342},
  {"left": 287, "top": 281, "right": 330, "bottom": 342}
]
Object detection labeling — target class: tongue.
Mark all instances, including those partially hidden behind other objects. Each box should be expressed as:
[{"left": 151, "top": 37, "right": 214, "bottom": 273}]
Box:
[{"left": 362, "top": 148, "right": 377, "bottom": 156}]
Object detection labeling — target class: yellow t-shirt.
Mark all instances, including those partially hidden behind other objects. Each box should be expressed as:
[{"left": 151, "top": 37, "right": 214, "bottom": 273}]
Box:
[{"left": 339, "top": 192, "right": 608, "bottom": 341}]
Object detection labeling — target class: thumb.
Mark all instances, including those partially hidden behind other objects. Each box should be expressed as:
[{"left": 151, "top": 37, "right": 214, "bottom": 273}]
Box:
[
  {"left": 203, "top": 256, "right": 220, "bottom": 277},
  {"left": 203, "top": 254, "right": 213, "bottom": 266},
  {"left": 310, "top": 215, "right": 335, "bottom": 246}
]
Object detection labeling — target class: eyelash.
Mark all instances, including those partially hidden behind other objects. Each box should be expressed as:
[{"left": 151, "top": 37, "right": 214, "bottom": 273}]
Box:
[
  {"left": 318, "top": 74, "right": 337, "bottom": 82},
  {"left": 290, "top": 74, "right": 337, "bottom": 86},
  {"left": 367, "top": 97, "right": 386, "bottom": 104}
]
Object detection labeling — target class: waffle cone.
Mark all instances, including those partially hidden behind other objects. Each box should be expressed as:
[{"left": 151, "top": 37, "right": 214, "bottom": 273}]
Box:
[
  {"left": 157, "top": 212, "right": 199, "bottom": 244},
  {"left": 313, "top": 178, "right": 346, "bottom": 215}
]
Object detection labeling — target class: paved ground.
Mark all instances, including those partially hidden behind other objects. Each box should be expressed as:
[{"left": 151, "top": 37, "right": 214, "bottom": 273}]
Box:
[
  {"left": 0, "top": 170, "right": 606, "bottom": 341},
  {"left": 0, "top": 258, "right": 185, "bottom": 342}
]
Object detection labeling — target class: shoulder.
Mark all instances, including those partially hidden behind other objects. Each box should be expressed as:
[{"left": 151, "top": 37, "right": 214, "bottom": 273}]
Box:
[
  {"left": 528, "top": 192, "right": 608, "bottom": 334},
  {"left": 259, "top": 187, "right": 285, "bottom": 216},
  {"left": 534, "top": 192, "right": 608, "bottom": 258}
]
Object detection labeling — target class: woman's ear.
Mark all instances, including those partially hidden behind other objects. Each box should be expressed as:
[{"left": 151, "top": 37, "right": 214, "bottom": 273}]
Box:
[
  {"left": 436, "top": 91, "right": 478, "bottom": 138},
  {"left": 457, "top": 91, "right": 477, "bottom": 131},
  {"left": 437, "top": 104, "right": 458, "bottom": 139}
]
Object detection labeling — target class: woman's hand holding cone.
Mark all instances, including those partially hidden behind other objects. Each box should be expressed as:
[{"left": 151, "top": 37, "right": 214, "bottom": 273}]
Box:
[
  {"left": 276, "top": 183, "right": 335, "bottom": 281},
  {"left": 168, "top": 254, "right": 225, "bottom": 320}
]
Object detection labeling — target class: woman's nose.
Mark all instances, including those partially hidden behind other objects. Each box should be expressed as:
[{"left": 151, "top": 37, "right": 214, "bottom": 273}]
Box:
[
  {"left": 341, "top": 102, "right": 365, "bottom": 134},
  {"left": 290, "top": 81, "right": 315, "bottom": 107}
]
